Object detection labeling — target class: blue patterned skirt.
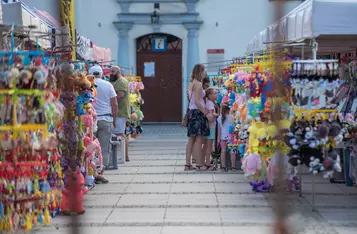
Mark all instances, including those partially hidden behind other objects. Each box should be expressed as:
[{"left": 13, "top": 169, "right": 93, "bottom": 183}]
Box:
[{"left": 187, "top": 109, "right": 210, "bottom": 137}]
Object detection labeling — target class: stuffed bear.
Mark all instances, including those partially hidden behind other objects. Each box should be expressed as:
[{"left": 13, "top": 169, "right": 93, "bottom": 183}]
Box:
[
  {"left": 309, "top": 157, "right": 325, "bottom": 174},
  {"left": 323, "top": 149, "right": 342, "bottom": 178}
]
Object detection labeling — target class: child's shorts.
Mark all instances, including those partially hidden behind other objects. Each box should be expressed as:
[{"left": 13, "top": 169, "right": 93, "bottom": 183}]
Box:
[{"left": 205, "top": 128, "right": 215, "bottom": 140}]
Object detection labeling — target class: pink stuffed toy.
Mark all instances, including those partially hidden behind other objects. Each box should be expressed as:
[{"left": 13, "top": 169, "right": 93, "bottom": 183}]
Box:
[
  {"left": 82, "top": 136, "right": 103, "bottom": 168},
  {"left": 82, "top": 104, "right": 97, "bottom": 140},
  {"left": 242, "top": 154, "right": 262, "bottom": 179}
]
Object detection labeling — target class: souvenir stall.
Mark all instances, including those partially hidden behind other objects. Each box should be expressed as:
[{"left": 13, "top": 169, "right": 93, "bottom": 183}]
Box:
[
  {"left": 0, "top": 26, "right": 64, "bottom": 232},
  {"left": 246, "top": 0, "right": 357, "bottom": 191},
  {"left": 217, "top": 51, "right": 346, "bottom": 208},
  {"left": 217, "top": 55, "right": 299, "bottom": 193}
]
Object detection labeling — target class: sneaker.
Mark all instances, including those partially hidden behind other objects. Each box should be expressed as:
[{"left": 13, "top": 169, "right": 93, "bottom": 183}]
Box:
[{"left": 95, "top": 175, "right": 109, "bottom": 184}]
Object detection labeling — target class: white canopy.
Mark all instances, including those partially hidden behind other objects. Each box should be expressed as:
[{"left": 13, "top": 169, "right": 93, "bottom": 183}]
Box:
[{"left": 247, "top": 0, "right": 357, "bottom": 54}]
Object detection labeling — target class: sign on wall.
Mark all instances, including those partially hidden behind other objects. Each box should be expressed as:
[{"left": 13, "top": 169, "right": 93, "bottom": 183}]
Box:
[
  {"left": 152, "top": 36, "right": 167, "bottom": 52},
  {"left": 206, "top": 49, "right": 225, "bottom": 74},
  {"left": 144, "top": 62, "right": 155, "bottom": 77}
]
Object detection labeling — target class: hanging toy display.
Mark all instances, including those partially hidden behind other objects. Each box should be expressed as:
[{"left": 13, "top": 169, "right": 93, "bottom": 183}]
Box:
[
  {"left": 217, "top": 55, "right": 296, "bottom": 193},
  {"left": 0, "top": 25, "right": 65, "bottom": 232},
  {"left": 217, "top": 53, "right": 346, "bottom": 193},
  {"left": 125, "top": 75, "right": 145, "bottom": 138},
  {"left": 57, "top": 63, "right": 96, "bottom": 215}
]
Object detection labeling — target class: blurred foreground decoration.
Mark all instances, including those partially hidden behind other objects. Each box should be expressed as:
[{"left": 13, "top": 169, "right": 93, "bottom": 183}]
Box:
[{"left": 59, "top": 0, "right": 76, "bottom": 60}]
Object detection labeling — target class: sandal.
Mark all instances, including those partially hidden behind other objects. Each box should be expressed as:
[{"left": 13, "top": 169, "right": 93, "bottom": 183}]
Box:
[
  {"left": 231, "top": 167, "right": 236, "bottom": 172},
  {"left": 196, "top": 165, "right": 208, "bottom": 171},
  {"left": 184, "top": 165, "right": 195, "bottom": 171},
  {"left": 221, "top": 167, "right": 227, "bottom": 172},
  {"left": 205, "top": 164, "right": 216, "bottom": 171}
]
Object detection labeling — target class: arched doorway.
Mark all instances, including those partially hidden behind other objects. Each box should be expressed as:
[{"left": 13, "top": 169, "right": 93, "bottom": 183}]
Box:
[{"left": 136, "top": 33, "right": 182, "bottom": 123}]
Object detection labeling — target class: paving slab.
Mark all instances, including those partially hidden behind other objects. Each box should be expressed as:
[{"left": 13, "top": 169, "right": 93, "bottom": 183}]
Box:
[
  {"left": 334, "top": 227, "right": 357, "bottom": 234},
  {"left": 168, "top": 194, "right": 218, "bottom": 206},
  {"left": 220, "top": 207, "right": 275, "bottom": 224},
  {"left": 217, "top": 194, "right": 269, "bottom": 206},
  {"left": 164, "top": 208, "right": 221, "bottom": 223},
  {"left": 99, "top": 227, "right": 162, "bottom": 234},
  {"left": 52, "top": 208, "right": 112, "bottom": 226},
  {"left": 173, "top": 174, "right": 213, "bottom": 182},
  {"left": 84, "top": 194, "right": 121, "bottom": 207},
  {"left": 117, "top": 194, "right": 169, "bottom": 206},
  {"left": 125, "top": 183, "right": 172, "bottom": 193},
  {"left": 33, "top": 125, "right": 357, "bottom": 234},
  {"left": 106, "top": 208, "right": 166, "bottom": 223},
  {"left": 132, "top": 174, "right": 174, "bottom": 182},
  {"left": 35, "top": 227, "right": 102, "bottom": 234},
  {"left": 161, "top": 227, "right": 224, "bottom": 234},
  {"left": 137, "top": 166, "right": 176, "bottom": 174},
  {"left": 170, "top": 183, "right": 215, "bottom": 193},
  {"left": 317, "top": 208, "right": 357, "bottom": 225}
]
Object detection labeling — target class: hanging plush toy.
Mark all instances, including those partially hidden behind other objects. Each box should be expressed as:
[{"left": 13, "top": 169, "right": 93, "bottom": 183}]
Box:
[{"left": 242, "top": 153, "right": 262, "bottom": 179}]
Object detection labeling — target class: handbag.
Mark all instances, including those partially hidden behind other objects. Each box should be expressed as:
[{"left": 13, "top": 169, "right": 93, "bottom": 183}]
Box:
[{"left": 181, "top": 84, "right": 196, "bottom": 127}]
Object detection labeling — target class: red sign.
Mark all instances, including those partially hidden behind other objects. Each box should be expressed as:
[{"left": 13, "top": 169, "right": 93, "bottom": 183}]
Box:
[{"left": 207, "top": 49, "right": 224, "bottom": 54}]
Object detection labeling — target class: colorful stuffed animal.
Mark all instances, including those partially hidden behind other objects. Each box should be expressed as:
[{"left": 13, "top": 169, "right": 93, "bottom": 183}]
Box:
[
  {"left": 242, "top": 153, "right": 262, "bottom": 179},
  {"left": 60, "top": 168, "right": 86, "bottom": 215}
]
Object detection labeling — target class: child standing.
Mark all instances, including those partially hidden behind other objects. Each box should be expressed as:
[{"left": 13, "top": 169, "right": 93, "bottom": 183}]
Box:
[
  {"left": 217, "top": 102, "right": 236, "bottom": 171},
  {"left": 203, "top": 88, "right": 219, "bottom": 170}
]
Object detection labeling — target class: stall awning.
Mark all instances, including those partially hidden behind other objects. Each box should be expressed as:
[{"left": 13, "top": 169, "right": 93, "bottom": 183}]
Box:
[
  {"left": 247, "top": 0, "right": 357, "bottom": 54},
  {"left": 2, "top": 2, "right": 53, "bottom": 49}
]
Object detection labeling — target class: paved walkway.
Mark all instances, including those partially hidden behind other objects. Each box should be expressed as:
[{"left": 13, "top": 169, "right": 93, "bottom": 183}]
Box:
[{"left": 36, "top": 125, "right": 357, "bottom": 234}]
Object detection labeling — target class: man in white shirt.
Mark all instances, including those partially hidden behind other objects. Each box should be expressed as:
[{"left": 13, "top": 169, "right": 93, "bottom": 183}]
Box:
[{"left": 90, "top": 65, "right": 118, "bottom": 182}]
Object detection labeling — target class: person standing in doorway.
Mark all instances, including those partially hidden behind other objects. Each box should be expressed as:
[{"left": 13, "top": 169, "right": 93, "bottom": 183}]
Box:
[
  {"left": 110, "top": 66, "right": 130, "bottom": 162},
  {"left": 91, "top": 65, "right": 118, "bottom": 183}
]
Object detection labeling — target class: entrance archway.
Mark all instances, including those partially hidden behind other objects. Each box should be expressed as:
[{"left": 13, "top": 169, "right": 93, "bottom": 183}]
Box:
[{"left": 136, "top": 33, "right": 182, "bottom": 123}]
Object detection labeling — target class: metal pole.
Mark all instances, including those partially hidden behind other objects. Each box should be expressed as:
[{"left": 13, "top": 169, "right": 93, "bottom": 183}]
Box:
[
  {"left": 112, "top": 144, "right": 118, "bottom": 169},
  {"left": 299, "top": 45, "right": 304, "bottom": 198},
  {"left": 344, "top": 149, "right": 353, "bottom": 186},
  {"left": 299, "top": 165, "right": 302, "bottom": 197},
  {"left": 312, "top": 174, "right": 316, "bottom": 212}
]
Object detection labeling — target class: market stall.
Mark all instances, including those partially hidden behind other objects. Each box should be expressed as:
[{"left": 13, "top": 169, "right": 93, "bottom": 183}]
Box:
[
  {"left": 2, "top": 1, "right": 54, "bottom": 49},
  {"left": 0, "top": 26, "right": 64, "bottom": 232},
  {"left": 245, "top": 0, "right": 357, "bottom": 190},
  {"left": 246, "top": 0, "right": 357, "bottom": 57}
]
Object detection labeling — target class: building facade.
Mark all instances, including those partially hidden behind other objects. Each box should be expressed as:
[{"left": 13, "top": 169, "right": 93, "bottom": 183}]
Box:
[
  {"left": 20, "top": 0, "right": 303, "bottom": 123},
  {"left": 73, "top": 0, "right": 303, "bottom": 123}
]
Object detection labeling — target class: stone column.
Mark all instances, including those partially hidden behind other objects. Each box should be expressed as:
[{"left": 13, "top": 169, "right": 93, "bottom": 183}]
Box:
[
  {"left": 184, "top": 22, "right": 202, "bottom": 81},
  {"left": 185, "top": 0, "right": 199, "bottom": 13},
  {"left": 114, "top": 22, "right": 133, "bottom": 75},
  {"left": 183, "top": 22, "right": 202, "bottom": 117}
]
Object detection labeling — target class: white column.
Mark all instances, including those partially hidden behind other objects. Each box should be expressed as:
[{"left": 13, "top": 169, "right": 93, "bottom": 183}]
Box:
[{"left": 183, "top": 22, "right": 202, "bottom": 117}]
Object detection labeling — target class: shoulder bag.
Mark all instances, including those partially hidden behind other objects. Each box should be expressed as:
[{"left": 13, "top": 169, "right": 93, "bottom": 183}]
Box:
[{"left": 181, "top": 84, "right": 195, "bottom": 127}]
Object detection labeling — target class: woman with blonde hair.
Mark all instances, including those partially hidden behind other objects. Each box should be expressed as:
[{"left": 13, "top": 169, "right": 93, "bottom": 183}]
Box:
[{"left": 185, "top": 64, "right": 211, "bottom": 171}]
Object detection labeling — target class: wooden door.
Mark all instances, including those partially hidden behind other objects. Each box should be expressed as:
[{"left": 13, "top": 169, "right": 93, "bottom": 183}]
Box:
[{"left": 136, "top": 34, "right": 182, "bottom": 123}]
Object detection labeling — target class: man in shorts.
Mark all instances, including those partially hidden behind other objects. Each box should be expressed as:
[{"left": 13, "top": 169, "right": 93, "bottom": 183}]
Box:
[
  {"left": 110, "top": 66, "right": 130, "bottom": 162},
  {"left": 91, "top": 65, "right": 118, "bottom": 183}
]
